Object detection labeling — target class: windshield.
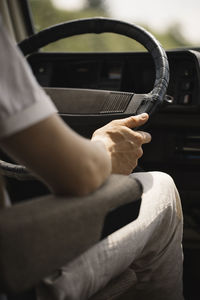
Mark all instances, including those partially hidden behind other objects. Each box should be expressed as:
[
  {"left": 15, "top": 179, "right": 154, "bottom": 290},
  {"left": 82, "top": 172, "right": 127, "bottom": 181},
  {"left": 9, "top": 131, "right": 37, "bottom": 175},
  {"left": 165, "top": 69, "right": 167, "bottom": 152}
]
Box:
[{"left": 29, "top": 0, "right": 200, "bottom": 52}]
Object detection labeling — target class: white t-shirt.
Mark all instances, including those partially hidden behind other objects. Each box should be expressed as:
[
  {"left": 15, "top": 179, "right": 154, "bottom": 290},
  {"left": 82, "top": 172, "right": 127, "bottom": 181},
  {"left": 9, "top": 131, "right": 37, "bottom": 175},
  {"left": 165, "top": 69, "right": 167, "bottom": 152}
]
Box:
[
  {"left": 0, "top": 17, "right": 58, "bottom": 299},
  {"left": 0, "top": 20, "right": 59, "bottom": 195},
  {"left": 0, "top": 17, "right": 57, "bottom": 140}
]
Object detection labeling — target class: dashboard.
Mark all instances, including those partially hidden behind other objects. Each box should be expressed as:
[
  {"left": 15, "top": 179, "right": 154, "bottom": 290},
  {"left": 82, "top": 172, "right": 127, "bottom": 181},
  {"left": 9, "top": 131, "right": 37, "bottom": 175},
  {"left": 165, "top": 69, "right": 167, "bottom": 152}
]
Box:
[{"left": 28, "top": 49, "right": 200, "bottom": 112}]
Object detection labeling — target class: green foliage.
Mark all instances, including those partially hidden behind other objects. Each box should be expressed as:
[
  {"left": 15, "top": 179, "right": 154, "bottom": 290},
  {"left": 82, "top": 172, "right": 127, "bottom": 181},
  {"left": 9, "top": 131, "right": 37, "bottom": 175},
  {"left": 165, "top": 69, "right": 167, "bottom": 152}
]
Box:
[{"left": 29, "top": 0, "right": 192, "bottom": 52}]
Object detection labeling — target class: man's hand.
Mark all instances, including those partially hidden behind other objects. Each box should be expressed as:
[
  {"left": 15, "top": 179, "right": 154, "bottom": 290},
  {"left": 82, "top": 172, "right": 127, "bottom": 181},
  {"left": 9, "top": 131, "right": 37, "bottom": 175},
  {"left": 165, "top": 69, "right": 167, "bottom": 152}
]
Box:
[{"left": 91, "top": 113, "right": 151, "bottom": 175}]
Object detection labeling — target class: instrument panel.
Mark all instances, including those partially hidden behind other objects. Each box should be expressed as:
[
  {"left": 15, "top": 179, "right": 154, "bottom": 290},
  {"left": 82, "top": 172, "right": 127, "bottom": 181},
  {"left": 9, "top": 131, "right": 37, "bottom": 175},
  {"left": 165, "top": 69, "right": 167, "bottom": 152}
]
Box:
[{"left": 28, "top": 49, "right": 200, "bottom": 112}]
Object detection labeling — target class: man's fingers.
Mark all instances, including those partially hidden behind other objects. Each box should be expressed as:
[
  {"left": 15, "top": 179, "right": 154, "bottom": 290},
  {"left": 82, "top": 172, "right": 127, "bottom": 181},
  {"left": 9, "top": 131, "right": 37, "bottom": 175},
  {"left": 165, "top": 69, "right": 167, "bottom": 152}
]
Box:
[
  {"left": 113, "top": 113, "right": 149, "bottom": 129},
  {"left": 137, "top": 130, "right": 152, "bottom": 144},
  {"left": 110, "top": 113, "right": 151, "bottom": 145}
]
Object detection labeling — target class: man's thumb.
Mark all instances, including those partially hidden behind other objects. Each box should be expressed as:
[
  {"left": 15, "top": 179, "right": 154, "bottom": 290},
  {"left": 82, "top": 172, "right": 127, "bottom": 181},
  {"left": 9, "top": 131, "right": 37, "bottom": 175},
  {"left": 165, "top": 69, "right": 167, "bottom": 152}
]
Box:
[{"left": 120, "top": 113, "right": 149, "bottom": 128}]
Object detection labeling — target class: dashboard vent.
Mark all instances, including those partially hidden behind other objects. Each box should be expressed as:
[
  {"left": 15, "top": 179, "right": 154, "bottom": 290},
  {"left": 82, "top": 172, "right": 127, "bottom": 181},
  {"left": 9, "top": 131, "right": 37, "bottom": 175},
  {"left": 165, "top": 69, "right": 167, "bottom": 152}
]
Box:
[{"left": 100, "top": 92, "right": 132, "bottom": 114}]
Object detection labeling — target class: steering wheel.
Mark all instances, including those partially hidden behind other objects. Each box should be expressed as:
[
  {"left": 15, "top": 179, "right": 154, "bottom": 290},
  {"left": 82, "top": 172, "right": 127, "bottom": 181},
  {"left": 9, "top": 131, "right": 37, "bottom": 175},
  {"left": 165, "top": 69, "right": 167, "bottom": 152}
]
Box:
[
  {"left": 1, "top": 17, "right": 169, "bottom": 180},
  {"left": 19, "top": 17, "right": 169, "bottom": 116}
]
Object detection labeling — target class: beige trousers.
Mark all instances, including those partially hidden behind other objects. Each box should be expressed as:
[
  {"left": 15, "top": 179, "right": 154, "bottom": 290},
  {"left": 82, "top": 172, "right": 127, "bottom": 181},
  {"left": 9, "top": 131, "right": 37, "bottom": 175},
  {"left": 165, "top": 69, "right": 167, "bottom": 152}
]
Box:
[{"left": 37, "top": 172, "right": 184, "bottom": 300}]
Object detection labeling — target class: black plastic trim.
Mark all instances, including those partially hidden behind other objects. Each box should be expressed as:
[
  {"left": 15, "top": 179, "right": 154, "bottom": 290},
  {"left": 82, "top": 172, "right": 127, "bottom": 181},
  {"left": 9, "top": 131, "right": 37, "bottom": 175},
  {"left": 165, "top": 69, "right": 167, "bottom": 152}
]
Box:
[{"left": 19, "top": 0, "right": 35, "bottom": 37}]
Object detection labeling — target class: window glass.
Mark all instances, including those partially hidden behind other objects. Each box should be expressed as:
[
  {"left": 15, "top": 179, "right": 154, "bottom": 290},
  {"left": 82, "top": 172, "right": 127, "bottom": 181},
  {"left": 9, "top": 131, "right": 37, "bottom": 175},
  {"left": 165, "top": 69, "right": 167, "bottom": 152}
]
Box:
[{"left": 29, "top": 0, "right": 200, "bottom": 51}]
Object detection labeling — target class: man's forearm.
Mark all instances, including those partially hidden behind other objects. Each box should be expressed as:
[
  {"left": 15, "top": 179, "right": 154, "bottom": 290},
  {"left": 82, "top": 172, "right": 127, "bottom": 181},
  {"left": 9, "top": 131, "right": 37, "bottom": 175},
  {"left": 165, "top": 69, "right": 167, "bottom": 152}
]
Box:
[{"left": 0, "top": 114, "right": 111, "bottom": 197}]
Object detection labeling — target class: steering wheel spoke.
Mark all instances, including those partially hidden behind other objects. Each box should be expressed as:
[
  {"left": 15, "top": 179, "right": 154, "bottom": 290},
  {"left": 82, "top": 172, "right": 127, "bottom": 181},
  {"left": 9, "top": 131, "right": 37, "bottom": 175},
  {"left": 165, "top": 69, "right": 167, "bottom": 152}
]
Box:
[{"left": 44, "top": 87, "right": 134, "bottom": 115}]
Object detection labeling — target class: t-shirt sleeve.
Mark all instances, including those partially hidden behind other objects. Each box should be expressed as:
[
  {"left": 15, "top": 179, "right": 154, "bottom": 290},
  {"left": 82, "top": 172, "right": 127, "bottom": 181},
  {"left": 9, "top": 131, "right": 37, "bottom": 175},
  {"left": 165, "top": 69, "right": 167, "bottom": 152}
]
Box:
[{"left": 0, "top": 17, "right": 58, "bottom": 140}]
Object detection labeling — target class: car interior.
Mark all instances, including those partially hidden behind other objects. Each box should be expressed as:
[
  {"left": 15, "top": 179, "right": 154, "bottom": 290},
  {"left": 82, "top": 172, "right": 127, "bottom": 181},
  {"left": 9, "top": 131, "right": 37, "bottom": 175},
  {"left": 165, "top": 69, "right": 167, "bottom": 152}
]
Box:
[{"left": 0, "top": 0, "right": 200, "bottom": 299}]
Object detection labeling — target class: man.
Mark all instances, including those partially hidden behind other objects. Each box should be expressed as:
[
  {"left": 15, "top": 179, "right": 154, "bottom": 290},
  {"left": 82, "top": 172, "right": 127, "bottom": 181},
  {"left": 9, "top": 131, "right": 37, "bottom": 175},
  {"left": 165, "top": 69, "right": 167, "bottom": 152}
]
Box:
[{"left": 0, "top": 16, "right": 184, "bottom": 300}]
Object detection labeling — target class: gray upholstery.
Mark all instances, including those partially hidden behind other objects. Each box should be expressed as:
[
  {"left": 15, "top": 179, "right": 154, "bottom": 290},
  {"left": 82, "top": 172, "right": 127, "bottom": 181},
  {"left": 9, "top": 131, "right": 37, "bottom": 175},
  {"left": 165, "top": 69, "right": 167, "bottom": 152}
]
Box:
[{"left": 0, "top": 175, "right": 142, "bottom": 294}]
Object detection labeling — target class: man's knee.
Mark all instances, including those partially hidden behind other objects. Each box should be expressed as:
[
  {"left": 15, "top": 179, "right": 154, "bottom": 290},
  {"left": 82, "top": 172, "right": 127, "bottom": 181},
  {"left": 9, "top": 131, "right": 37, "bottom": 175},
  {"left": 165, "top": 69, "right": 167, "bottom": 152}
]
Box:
[
  {"left": 132, "top": 171, "right": 183, "bottom": 247},
  {"left": 152, "top": 171, "right": 183, "bottom": 222},
  {"left": 147, "top": 172, "right": 183, "bottom": 259}
]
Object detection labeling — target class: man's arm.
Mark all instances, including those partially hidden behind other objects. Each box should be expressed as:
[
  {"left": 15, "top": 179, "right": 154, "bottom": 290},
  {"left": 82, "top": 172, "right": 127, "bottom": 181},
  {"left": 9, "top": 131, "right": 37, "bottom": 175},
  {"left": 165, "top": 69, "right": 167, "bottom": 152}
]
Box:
[
  {"left": 0, "top": 112, "right": 151, "bottom": 197},
  {"left": 0, "top": 114, "right": 111, "bottom": 196}
]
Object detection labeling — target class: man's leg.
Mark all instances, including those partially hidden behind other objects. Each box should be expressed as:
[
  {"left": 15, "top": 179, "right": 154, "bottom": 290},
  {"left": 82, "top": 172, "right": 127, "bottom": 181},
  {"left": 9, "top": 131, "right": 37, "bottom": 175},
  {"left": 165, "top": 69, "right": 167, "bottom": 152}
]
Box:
[
  {"left": 37, "top": 172, "right": 184, "bottom": 300},
  {"left": 129, "top": 171, "right": 184, "bottom": 300}
]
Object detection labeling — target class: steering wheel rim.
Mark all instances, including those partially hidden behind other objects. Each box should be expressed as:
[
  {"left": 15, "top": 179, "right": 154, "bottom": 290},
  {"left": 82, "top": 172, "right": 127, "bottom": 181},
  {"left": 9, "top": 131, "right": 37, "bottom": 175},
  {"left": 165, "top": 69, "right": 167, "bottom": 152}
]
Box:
[{"left": 1, "top": 18, "right": 170, "bottom": 180}]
